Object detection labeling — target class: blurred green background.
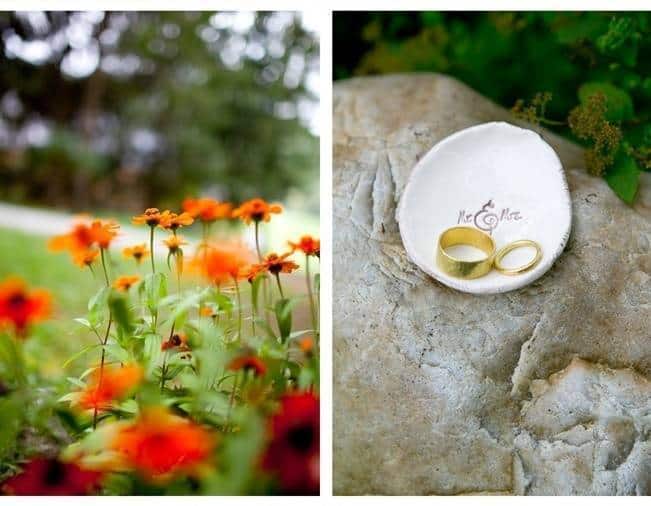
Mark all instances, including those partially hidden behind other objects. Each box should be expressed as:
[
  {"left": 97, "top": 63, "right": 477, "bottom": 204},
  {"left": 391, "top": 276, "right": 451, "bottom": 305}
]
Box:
[
  {"left": 0, "top": 11, "right": 319, "bottom": 214},
  {"left": 334, "top": 12, "right": 650, "bottom": 203}
]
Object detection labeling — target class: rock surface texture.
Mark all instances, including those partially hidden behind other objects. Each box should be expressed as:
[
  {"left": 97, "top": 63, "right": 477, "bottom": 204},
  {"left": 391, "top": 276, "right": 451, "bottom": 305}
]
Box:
[{"left": 333, "top": 74, "right": 651, "bottom": 495}]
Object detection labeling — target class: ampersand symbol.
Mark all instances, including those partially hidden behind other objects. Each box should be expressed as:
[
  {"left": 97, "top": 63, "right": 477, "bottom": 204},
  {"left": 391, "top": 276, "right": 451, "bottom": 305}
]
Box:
[{"left": 474, "top": 199, "right": 498, "bottom": 234}]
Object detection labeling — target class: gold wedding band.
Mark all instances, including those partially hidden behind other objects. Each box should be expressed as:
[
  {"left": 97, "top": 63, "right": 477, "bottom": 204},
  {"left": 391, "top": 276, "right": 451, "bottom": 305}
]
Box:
[
  {"left": 493, "top": 240, "right": 542, "bottom": 275},
  {"left": 436, "top": 226, "right": 495, "bottom": 279}
]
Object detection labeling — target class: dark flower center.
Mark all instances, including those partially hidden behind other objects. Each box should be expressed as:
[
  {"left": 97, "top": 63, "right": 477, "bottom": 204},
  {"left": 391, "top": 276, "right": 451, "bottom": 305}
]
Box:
[
  {"left": 268, "top": 264, "right": 282, "bottom": 275},
  {"left": 43, "top": 460, "right": 66, "bottom": 486},
  {"left": 8, "top": 292, "right": 27, "bottom": 309},
  {"left": 171, "top": 334, "right": 182, "bottom": 346},
  {"left": 251, "top": 211, "right": 264, "bottom": 221},
  {"left": 286, "top": 425, "right": 314, "bottom": 453}
]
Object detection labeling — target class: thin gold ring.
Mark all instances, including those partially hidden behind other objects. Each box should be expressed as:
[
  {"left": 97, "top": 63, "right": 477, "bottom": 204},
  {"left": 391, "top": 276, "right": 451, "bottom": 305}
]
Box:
[
  {"left": 436, "top": 226, "right": 495, "bottom": 279},
  {"left": 493, "top": 240, "right": 542, "bottom": 275}
]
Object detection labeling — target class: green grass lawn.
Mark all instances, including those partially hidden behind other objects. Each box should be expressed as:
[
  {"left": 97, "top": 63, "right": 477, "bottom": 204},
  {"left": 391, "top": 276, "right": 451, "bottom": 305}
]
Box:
[{"left": 0, "top": 227, "right": 99, "bottom": 379}]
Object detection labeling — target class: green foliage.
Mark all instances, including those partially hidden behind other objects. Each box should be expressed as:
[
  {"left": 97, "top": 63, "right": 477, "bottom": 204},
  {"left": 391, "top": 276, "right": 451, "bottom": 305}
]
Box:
[
  {"left": 336, "top": 12, "right": 651, "bottom": 203},
  {"left": 0, "top": 216, "right": 320, "bottom": 494},
  {"left": 0, "top": 393, "right": 22, "bottom": 463},
  {"left": 578, "top": 82, "right": 633, "bottom": 122},
  {"left": 604, "top": 150, "right": 641, "bottom": 204},
  {"left": 274, "top": 298, "right": 295, "bottom": 343}
]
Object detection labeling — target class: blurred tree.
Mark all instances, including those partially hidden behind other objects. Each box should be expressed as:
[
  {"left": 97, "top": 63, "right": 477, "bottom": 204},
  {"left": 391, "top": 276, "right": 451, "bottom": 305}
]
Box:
[{"left": 0, "top": 11, "right": 319, "bottom": 211}]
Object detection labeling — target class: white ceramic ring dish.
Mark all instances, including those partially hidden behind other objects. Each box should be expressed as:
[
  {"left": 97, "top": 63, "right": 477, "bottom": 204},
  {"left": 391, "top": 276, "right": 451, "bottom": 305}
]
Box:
[{"left": 397, "top": 122, "right": 572, "bottom": 295}]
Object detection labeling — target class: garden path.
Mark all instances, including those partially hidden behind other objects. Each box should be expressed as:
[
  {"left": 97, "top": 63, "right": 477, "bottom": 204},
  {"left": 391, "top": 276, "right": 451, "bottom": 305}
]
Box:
[{"left": 0, "top": 200, "right": 196, "bottom": 254}]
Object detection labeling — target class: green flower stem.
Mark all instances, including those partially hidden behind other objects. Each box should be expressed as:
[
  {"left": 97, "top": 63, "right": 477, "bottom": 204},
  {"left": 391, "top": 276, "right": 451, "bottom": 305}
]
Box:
[
  {"left": 254, "top": 221, "right": 272, "bottom": 327},
  {"left": 93, "top": 313, "right": 112, "bottom": 430},
  {"left": 254, "top": 221, "right": 262, "bottom": 262},
  {"left": 160, "top": 322, "right": 175, "bottom": 392},
  {"left": 274, "top": 273, "right": 285, "bottom": 299},
  {"left": 160, "top": 351, "right": 168, "bottom": 392},
  {"left": 149, "top": 226, "right": 156, "bottom": 274},
  {"left": 215, "top": 283, "right": 221, "bottom": 326},
  {"left": 234, "top": 278, "right": 242, "bottom": 341},
  {"left": 305, "top": 255, "right": 318, "bottom": 334},
  {"left": 226, "top": 370, "right": 240, "bottom": 429},
  {"left": 100, "top": 248, "right": 110, "bottom": 286},
  {"left": 176, "top": 252, "right": 182, "bottom": 294}
]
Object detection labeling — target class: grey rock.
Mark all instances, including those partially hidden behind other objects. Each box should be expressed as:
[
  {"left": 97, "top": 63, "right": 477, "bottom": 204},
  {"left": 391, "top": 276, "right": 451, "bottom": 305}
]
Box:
[{"left": 333, "top": 73, "right": 651, "bottom": 495}]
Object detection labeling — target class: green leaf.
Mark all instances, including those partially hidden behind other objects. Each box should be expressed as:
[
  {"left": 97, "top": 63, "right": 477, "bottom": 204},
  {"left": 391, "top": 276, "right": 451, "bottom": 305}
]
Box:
[
  {"left": 66, "top": 376, "right": 86, "bottom": 388},
  {"left": 141, "top": 272, "right": 168, "bottom": 312},
  {"left": 297, "top": 367, "right": 315, "bottom": 389},
  {"left": 254, "top": 318, "right": 279, "bottom": 341},
  {"left": 119, "top": 399, "right": 138, "bottom": 415},
  {"left": 578, "top": 82, "right": 634, "bottom": 122},
  {"left": 87, "top": 286, "right": 110, "bottom": 328},
  {"left": 595, "top": 16, "right": 638, "bottom": 66},
  {"left": 169, "top": 290, "right": 202, "bottom": 325},
  {"left": 62, "top": 343, "right": 101, "bottom": 369},
  {"left": 109, "top": 293, "right": 133, "bottom": 335},
  {"left": 289, "top": 329, "right": 313, "bottom": 340},
  {"left": 143, "top": 333, "right": 163, "bottom": 377},
  {"left": 604, "top": 150, "right": 641, "bottom": 204},
  {"left": 0, "top": 394, "right": 23, "bottom": 461},
  {"left": 420, "top": 12, "right": 443, "bottom": 27},
  {"left": 274, "top": 298, "right": 296, "bottom": 343},
  {"left": 214, "top": 291, "right": 234, "bottom": 313},
  {"left": 104, "top": 343, "right": 130, "bottom": 364},
  {"left": 251, "top": 274, "right": 263, "bottom": 313},
  {"left": 73, "top": 317, "right": 93, "bottom": 330},
  {"left": 202, "top": 408, "right": 265, "bottom": 494}
]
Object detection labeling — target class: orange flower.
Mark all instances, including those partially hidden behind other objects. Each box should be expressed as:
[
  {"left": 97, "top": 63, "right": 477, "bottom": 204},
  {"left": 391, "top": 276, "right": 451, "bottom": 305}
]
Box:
[
  {"left": 73, "top": 248, "right": 100, "bottom": 268},
  {"left": 48, "top": 222, "right": 95, "bottom": 254},
  {"left": 227, "top": 355, "right": 267, "bottom": 376},
  {"left": 191, "top": 242, "right": 256, "bottom": 285},
  {"left": 259, "top": 252, "right": 299, "bottom": 276},
  {"left": 132, "top": 208, "right": 164, "bottom": 227},
  {"left": 161, "top": 333, "right": 190, "bottom": 352},
  {"left": 111, "top": 406, "right": 215, "bottom": 482},
  {"left": 0, "top": 277, "right": 51, "bottom": 334},
  {"left": 113, "top": 275, "right": 140, "bottom": 292},
  {"left": 159, "top": 211, "right": 194, "bottom": 230},
  {"left": 289, "top": 235, "right": 320, "bottom": 257},
  {"left": 89, "top": 220, "right": 119, "bottom": 249},
  {"left": 182, "top": 197, "right": 232, "bottom": 222},
  {"left": 123, "top": 244, "right": 149, "bottom": 264},
  {"left": 199, "top": 306, "right": 214, "bottom": 317},
  {"left": 298, "top": 336, "right": 315, "bottom": 354},
  {"left": 163, "top": 235, "right": 188, "bottom": 254},
  {"left": 49, "top": 219, "right": 119, "bottom": 257},
  {"left": 232, "top": 198, "right": 282, "bottom": 225},
  {"left": 76, "top": 364, "right": 143, "bottom": 412},
  {"left": 239, "top": 264, "right": 264, "bottom": 283}
]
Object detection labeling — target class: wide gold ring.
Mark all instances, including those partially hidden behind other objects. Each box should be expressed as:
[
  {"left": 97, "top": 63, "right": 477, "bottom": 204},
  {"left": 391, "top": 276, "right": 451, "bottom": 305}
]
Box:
[
  {"left": 494, "top": 240, "right": 542, "bottom": 275},
  {"left": 436, "top": 226, "right": 495, "bottom": 279}
]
